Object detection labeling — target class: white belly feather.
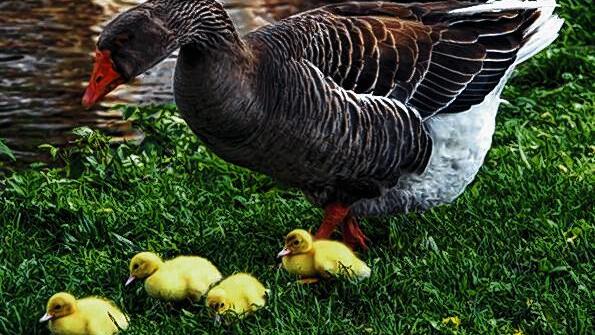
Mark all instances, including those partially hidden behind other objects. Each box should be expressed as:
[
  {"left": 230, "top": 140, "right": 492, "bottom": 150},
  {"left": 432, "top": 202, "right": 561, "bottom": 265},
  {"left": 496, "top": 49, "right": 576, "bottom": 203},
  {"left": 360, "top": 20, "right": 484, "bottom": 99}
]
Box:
[{"left": 397, "top": 88, "right": 502, "bottom": 208}]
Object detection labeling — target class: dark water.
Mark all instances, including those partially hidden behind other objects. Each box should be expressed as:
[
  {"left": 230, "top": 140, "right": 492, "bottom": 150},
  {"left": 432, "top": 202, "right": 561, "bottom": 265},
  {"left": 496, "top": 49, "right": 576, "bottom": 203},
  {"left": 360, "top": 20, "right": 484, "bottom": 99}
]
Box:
[{"left": 0, "top": 0, "right": 326, "bottom": 164}]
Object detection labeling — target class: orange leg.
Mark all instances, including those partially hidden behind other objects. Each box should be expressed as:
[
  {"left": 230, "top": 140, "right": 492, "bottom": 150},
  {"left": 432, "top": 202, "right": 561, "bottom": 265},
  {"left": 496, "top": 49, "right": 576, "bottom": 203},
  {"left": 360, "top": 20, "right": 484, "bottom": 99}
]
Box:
[
  {"left": 314, "top": 203, "right": 350, "bottom": 239},
  {"left": 314, "top": 203, "right": 369, "bottom": 251},
  {"left": 343, "top": 216, "right": 368, "bottom": 251}
]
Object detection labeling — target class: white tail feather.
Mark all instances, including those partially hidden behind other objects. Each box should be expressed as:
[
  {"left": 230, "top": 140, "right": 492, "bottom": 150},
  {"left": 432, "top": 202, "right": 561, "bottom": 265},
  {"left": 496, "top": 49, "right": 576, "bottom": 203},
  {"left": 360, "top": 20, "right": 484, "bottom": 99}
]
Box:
[
  {"left": 450, "top": 0, "right": 558, "bottom": 14},
  {"left": 517, "top": 15, "right": 564, "bottom": 63}
]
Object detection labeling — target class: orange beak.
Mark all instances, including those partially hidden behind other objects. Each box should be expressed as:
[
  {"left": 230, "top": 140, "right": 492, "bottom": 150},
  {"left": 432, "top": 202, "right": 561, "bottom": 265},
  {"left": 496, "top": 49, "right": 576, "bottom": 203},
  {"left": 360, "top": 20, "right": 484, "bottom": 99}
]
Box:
[{"left": 82, "top": 49, "right": 125, "bottom": 108}]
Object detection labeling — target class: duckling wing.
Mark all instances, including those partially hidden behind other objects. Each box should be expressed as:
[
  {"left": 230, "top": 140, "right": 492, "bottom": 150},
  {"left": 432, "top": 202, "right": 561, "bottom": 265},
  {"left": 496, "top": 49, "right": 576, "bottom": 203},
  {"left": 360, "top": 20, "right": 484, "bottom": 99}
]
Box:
[
  {"left": 244, "top": 280, "right": 267, "bottom": 312},
  {"left": 189, "top": 257, "right": 223, "bottom": 282},
  {"left": 173, "top": 257, "right": 222, "bottom": 281},
  {"left": 313, "top": 241, "right": 360, "bottom": 278},
  {"left": 184, "top": 258, "right": 222, "bottom": 299},
  {"left": 103, "top": 302, "right": 129, "bottom": 332},
  {"left": 78, "top": 298, "right": 128, "bottom": 334}
]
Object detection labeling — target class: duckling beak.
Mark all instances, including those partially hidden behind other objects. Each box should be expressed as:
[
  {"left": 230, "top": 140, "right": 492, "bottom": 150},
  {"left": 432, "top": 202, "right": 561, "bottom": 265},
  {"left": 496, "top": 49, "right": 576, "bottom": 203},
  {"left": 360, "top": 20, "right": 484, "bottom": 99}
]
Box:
[
  {"left": 39, "top": 313, "right": 53, "bottom": 323},
  {"left": 125, "top": 276, "right": 136, "bottom": 286},
  {"left": 277, "top": 247, "right": 291, "bottom": 258}
]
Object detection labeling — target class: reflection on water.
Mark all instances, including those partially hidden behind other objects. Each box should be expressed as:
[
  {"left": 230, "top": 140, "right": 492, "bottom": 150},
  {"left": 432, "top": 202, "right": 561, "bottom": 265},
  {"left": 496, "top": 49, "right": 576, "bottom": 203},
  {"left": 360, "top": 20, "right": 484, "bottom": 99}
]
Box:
[{"left": 0, "top": 0, "right": 328, "bottom": 164}]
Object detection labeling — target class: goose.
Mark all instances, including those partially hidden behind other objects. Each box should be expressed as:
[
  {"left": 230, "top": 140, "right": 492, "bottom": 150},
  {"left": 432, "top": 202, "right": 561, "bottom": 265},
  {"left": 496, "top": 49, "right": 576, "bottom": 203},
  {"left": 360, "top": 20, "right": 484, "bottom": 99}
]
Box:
[{"left": 82, "top": 0, "right": 563, "bottom": 249}]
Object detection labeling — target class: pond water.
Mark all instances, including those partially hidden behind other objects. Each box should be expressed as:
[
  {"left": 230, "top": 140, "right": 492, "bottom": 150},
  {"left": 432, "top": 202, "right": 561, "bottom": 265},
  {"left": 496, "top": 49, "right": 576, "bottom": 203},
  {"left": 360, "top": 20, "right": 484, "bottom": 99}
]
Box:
[{"left": 0, "top": 0, "right": 329, "bottom": 164}]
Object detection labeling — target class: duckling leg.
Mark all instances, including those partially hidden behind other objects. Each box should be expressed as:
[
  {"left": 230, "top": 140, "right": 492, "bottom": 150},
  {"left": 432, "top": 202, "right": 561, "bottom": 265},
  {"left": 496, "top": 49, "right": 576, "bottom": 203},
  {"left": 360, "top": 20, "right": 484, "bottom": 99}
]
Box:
[
  {"left": 314, "top": 203, "right": 349, "bottom": 239},
  {"left": 343, "top": 216, "right": 368, "bottom": 251}
]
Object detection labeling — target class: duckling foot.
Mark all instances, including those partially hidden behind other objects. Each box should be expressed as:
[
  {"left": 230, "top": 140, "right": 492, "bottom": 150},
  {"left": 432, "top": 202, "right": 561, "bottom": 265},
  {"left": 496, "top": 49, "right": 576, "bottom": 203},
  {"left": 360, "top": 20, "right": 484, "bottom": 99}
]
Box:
[
  {"left": 343, "top": 216, "right": 368, "bottom": 251},
  {"left": 314, "top": 203, "right": 349, "bottom": 239},
  {"left": 297, "top": 278, "right": 319, "bottom": 285}
]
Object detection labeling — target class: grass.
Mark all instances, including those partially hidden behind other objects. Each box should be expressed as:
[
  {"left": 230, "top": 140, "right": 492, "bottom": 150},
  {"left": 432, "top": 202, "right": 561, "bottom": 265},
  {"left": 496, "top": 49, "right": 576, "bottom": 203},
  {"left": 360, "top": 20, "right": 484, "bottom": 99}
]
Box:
[{"left": 0, "top": 1, "right": 593, "bottom": 334}]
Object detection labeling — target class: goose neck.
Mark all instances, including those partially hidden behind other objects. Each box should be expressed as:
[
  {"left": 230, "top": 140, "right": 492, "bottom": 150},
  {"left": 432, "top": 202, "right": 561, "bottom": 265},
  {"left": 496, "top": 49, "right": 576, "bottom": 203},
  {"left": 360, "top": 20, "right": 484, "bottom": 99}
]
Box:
[{"left": 162, "top": 0, "right": 244, "bottom": 52}]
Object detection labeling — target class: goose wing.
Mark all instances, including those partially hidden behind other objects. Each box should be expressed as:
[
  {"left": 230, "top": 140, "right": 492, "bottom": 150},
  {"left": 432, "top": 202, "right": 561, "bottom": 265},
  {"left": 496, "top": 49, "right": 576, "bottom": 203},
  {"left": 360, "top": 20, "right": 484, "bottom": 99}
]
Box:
[{"left": 278, "top": 1, "right": 543, "bottom": 118}]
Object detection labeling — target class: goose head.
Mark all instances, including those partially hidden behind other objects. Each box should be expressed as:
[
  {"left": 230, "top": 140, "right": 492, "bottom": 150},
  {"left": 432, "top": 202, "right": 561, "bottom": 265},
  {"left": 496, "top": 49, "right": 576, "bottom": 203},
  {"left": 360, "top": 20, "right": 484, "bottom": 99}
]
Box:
[
  {"left": 82, "top": 0, "right": 237, "bottom": 107},
  {"left": 82, "top": 1, "right": 175, "bottom": 107}
]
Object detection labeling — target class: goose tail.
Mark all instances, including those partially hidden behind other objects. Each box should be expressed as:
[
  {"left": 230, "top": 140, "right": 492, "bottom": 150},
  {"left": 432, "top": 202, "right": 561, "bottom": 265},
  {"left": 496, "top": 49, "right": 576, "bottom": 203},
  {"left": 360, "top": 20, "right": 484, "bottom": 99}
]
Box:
[
  {"left": 451, "top": 0, "right": 564, "bottom": 64},
  {"left": 450, "top": 0, "right": 558, "bottom": 14},
  {"left": 517, "top": 3, "right": 564, "bottom": 64}
]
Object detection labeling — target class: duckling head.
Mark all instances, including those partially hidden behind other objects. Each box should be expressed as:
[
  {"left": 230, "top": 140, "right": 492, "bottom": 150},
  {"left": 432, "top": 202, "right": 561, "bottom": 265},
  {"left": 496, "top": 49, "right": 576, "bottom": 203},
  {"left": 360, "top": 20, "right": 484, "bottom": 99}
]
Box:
[
  {"left": 206, "top": 287, "right": 230, "bottom": 316},
  {"left": 277, "top": 229, "right": 313, "bottom": 258},
  {"left": 39, "top": 292, "right": 77, "bottom": 322},
  {"left": 126, "top": 252, "right": 163, "bottom": 286}
]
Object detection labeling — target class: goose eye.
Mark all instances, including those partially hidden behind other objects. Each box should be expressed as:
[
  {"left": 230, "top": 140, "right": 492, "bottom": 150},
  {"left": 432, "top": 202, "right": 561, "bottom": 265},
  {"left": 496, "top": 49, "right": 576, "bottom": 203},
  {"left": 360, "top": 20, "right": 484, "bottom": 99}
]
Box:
[{"left": 114, "top": 33, "right": 131, "bottom": 47}]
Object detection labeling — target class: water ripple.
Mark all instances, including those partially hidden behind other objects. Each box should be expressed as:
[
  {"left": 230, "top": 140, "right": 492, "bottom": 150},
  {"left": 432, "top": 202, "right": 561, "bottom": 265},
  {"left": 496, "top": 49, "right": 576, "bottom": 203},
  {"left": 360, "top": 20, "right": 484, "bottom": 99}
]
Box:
[{"left": 0, "top": 0, "right": 329, "bottom": 164}]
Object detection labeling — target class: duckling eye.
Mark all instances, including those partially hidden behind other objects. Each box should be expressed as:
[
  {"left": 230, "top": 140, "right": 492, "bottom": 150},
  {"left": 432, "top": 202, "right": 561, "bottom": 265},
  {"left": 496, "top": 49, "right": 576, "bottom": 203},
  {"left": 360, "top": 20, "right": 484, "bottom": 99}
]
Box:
[
  {"left": 133, "top": 264, "right": 139, "bottom": 270},
  {"left": 54, "top": 304, "right": 62, "bottom": 310},
  {"left": 293, "top": 240, "right": 299, "bottom": 245}
]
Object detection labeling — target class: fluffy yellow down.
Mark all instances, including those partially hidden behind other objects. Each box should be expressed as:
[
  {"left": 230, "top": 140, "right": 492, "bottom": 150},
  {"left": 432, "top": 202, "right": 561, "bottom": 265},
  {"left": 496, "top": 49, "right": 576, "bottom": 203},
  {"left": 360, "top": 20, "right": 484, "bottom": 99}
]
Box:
[
  {"left": 127, "top": 252, "right": 222, "bottom": 301},
  {"left": 279, "top": 229, "right": 371, "bottom": 280},
  {"left": 206, "top": 273, "right": 267, "bottom": 319},
  {"left": 40, "top": 292, "right": 128, "bottom": 335}
]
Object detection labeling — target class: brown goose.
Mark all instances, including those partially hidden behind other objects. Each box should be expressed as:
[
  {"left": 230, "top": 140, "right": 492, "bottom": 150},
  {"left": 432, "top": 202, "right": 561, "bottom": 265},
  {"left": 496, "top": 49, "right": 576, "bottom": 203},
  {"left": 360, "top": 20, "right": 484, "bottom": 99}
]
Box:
[{"left": 82, "top": 0, "right": 563, "bottom": 249}]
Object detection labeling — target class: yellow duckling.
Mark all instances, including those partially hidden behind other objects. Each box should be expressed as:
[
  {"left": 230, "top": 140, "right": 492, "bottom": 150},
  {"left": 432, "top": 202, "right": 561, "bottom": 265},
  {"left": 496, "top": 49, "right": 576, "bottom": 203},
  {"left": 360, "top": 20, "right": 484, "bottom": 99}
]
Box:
[
  {"left": 278, "top": 229, "right": 371, "bottom": 282},
  {"left": 206, "top": 273, "right": 267, "bottom": 321},
  {"left": 39, "top": 292, "right": 128, "bottom": 335},
  {"left": 126, "top": 251, "right": 222, "bottom": 301}
]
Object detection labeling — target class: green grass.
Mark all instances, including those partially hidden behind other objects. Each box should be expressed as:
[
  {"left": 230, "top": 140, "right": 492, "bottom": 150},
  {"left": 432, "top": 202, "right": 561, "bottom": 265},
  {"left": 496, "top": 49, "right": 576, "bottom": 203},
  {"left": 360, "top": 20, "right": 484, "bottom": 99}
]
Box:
[{"left": 0, "top": 1, "right": 593, "bottom": 334}]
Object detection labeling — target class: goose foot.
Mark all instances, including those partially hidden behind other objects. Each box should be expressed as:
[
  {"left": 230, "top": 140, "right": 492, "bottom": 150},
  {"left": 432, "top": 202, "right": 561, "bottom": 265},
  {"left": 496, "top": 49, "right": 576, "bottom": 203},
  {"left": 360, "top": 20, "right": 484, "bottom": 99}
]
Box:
[
  {"left": 314, "top": 203, "right": 369, "bottom": 250},
  {"left": 314, "top": 203, "right": 349, "bottom": 239},
  {"left": 343, "top": 216, "right": 368, "bottom": 251}
]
